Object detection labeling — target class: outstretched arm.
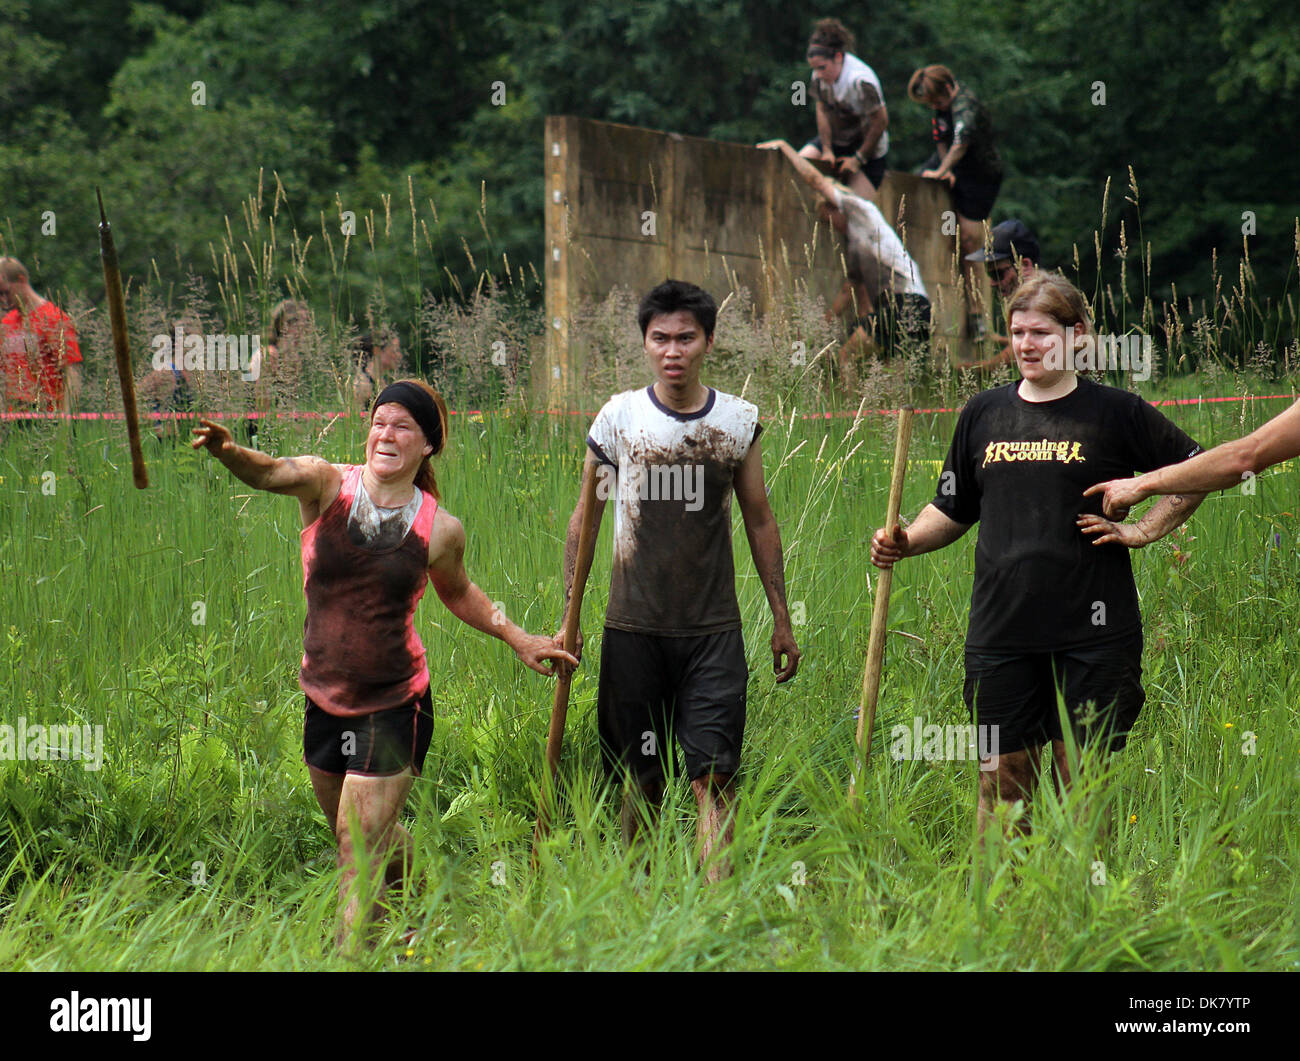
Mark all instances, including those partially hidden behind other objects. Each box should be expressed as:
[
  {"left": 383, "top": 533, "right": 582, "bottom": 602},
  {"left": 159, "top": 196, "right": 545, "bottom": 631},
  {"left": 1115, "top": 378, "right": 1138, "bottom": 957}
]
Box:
[
  {"left": 734, "top": 438, "right": 799, "bottom": 682},
  {"left": 429, "top": 509, "right": 577, "bottom": 677},
  {"left": 757, "top": 138, "right": 839, "bottom": 203},
  {"left": 1084, "top": 398, "right": 1300, "bottom": 517},
  {"left": 191, "top": 416, "right": 336, "bottom": 510}
]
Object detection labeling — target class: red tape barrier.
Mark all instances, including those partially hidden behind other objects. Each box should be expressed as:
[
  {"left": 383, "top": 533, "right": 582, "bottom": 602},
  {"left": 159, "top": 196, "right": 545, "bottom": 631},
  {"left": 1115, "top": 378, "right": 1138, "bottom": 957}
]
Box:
[{"left": 2, "top": 392, "right": 1296, "bottom": 423}]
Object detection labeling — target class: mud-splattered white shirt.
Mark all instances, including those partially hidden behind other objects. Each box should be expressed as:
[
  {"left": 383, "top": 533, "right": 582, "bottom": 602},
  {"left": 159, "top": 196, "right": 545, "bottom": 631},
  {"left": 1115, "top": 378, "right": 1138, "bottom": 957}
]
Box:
[{"left": 587, "top": 385, "right": 761, "bottom": 635}]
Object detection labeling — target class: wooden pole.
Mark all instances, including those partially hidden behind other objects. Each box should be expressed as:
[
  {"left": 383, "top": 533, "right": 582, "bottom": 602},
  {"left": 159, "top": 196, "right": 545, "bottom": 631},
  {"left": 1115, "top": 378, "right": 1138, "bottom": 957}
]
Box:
[
  {"left": 97, "top": 189, "right": 148, "bottom": 489},
  {"left": 849, "top": 406, "right": 914, "bottom": 802},
  {"left": 532, "top": 457, "right": 601, "bottom": 862}
]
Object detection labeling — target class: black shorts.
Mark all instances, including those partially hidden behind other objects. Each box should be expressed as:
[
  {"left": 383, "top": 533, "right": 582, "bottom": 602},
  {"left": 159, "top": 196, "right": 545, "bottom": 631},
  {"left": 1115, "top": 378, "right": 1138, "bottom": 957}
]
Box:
[
  {"left": 597, "top": 627, "right": 748, "bottom": 786},
  {"left": 851, "top": 292, "right": 932, "bottom": 355},
  {"left": 801, "top": 136, "right": 887, "bottom": 189},
  {"left": 963, "top": 638, "right": 1145, "bottom": 755},
  {"left": 951, "top": 174, "right": 1002, "bottom": 222},
  {"left": 303, "top": 687, "right": 434, "bottom": 777}
]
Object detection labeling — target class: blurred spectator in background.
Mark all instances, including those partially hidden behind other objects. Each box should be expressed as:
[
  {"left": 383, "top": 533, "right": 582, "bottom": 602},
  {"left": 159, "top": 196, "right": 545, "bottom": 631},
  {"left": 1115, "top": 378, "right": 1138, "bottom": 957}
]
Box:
[
  {"left": 962, "top": 220, "right": 1042, "bottom": 372},
  {"left": 137, "top": 313, "right": 199, "bottom": 440},
  {"left": 353, "top": 326, "right": 403, "bottom": 409},
  {"left": 1, "top": 256, "right": 82, "bottom": 414}
]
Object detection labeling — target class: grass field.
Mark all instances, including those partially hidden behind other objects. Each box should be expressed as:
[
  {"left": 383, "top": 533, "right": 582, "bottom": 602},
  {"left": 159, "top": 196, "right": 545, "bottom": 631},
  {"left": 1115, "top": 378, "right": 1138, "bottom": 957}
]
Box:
[{"left": 1, "top": 379, "right": 1298, "bottom": 972}]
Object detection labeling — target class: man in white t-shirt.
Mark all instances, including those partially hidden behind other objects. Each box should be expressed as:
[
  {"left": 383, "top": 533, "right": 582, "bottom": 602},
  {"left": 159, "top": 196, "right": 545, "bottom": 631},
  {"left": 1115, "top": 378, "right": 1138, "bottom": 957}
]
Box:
[
  {"left": 797, "top": 18, "right": 889, "bottom": 201},
  {"left": 761, "top": 139, "right": 931, "bottom": 391},
  {"left": 557, "top": 280, "right": 800, "bottom": 881}
]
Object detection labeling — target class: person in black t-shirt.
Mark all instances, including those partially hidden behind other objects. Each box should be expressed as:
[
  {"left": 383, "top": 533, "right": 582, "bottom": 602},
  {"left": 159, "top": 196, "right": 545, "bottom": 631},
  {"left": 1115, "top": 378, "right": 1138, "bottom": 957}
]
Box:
[{"left": 870, "top": 273, "right": 1206, "bottom": 840}]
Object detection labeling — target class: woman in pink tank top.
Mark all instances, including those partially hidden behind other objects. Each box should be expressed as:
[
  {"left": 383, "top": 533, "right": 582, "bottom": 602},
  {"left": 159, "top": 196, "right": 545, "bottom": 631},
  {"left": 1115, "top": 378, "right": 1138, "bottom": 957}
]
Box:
[{"left": 193, "top": 378, "right": 576, "bottom": 953}]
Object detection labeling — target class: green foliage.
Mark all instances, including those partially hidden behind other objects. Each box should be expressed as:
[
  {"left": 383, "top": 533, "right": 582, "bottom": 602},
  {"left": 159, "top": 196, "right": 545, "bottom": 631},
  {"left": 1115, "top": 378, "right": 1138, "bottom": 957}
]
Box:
[{"left": 0, "top": 1, "right": 1296, "bottom": 343}]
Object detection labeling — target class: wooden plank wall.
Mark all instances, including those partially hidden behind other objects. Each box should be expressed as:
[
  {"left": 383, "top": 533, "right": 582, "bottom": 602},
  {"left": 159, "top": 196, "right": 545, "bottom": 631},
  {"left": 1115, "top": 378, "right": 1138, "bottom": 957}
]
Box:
[{"left": 544, "top": 115, "right": 988, "bottom": 406}]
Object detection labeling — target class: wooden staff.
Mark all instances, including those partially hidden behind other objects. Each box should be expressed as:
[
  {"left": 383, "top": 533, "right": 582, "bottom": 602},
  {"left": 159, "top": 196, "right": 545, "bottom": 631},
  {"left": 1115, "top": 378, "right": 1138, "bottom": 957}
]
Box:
[
  {"left": 532, "top": 457, "right": 601, "bottom": 862},
  {"left": 849, "top": 405, "right": 914, "bottom": 802},
  {"left": 97, "top": 189, "right": 148, "bottom": 489}
]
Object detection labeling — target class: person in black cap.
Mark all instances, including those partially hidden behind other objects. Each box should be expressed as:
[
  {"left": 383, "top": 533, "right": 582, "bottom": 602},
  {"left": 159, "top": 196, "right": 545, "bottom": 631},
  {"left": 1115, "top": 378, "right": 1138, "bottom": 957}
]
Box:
[
  {"left": 961, "top": 219, "right": 1041, "bottom": 372},
  {"left": 191, "top": 378, "right": 577, "bottom": 952}
]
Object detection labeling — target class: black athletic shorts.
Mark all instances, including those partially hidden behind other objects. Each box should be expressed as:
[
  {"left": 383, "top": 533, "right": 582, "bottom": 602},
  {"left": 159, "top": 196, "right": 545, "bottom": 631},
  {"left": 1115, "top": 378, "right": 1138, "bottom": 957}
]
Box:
[
  {"left": 962, "top": 637, "right": 1145, "bottom": 755},
  {"left": 851, "top": 292, "right": 932, "bottom": 354},
  {"left": 303, "top": 686, "right": 434, "bottom": 777},
  {"left": 597, "top": 627, "right": 748, "bottom": 786},
  {"left": 801, "top": 136, "right": 887, "bottom": 190},
  {"left": 951, "top": 174, "right": 1002, "bottom": 222}
]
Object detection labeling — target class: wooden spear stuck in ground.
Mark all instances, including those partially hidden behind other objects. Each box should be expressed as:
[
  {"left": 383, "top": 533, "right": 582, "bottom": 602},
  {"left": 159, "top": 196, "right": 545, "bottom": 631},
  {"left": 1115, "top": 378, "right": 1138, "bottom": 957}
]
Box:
[{"left": 849, "top": 405, "right": 914, "bottom": 802}]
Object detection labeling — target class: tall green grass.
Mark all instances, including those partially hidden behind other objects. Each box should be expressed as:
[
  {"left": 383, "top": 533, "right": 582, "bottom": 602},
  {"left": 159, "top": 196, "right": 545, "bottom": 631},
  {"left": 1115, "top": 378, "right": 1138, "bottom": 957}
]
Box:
[{"left": 1, "top": 388, "right": 1297, "bottom": 970}]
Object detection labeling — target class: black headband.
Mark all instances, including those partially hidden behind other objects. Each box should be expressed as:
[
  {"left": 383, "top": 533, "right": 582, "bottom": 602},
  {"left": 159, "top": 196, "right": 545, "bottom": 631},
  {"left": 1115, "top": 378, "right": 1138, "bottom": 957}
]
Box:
[
  {"left": 806, "top": 45, "right": 840, "bottom": 60},
  {"left": 372, "top": 381, "right": 443, "bottom": 453}
]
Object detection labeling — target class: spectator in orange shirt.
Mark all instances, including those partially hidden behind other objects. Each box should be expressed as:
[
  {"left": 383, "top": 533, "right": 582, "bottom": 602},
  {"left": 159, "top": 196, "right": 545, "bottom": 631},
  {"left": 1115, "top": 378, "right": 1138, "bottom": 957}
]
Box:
[{"left": 0, "top": 257, "right": 83, "bottom": 414}]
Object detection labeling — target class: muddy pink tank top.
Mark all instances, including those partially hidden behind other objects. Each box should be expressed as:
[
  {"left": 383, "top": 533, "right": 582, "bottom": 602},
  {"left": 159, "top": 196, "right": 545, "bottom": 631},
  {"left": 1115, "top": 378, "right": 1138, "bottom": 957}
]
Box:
[{"left": 299, "top": 465, "right": 437, "bottom": 717}]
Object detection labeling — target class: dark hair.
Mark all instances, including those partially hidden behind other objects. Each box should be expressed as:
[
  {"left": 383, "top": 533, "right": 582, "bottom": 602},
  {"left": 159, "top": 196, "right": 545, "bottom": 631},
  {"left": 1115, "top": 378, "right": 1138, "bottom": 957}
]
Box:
[
  {"left": 355, "top": 326, "right": 399, "bottom": 370},
  {"left": 807, "top": 17, "right": 854, "bottom": 58},
  {"left": 637, "top": 279, "right": 718, "bottom": 339},
  {"left": 269, "top": 299, "right": 311, "bottom": 345}
]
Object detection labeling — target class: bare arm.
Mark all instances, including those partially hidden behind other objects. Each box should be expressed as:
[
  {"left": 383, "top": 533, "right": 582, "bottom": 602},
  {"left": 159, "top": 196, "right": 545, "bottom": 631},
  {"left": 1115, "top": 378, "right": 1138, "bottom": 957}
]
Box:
[
  {"left": 961, "top": 339, "right": 1014, "bottom": 372},
  {"left": 1078, "top": 492, "right": 1205, "bottom": 549},
  {"left": 815, "top": 100, "right": 834, "bottom": 161},
  {"left": 562, "top": 450, "right": 609, "bottom": 613},
  {"left": 870, "top": 503, "right": 971, "bottom": 568},
  {"left": 757, "top": 139, "right": 839, "bottom": 202},
  {"left": 734, "top": 437, "right": 799, "bottom": 682},
  {"left": 192, "top": 417, "right": 333, "bottom": 499},
  {"left": 828, "top": 280, "right": 856, "bottom": 320},
  {"left": 925, "top": 141, "right": 967, "bottom": 182},
  {"left": 855, "top": 103, "right": 888, "bottom": 165},
  {"left": 555, "top": 449, "right": 609, "bottom": 662},
  {"left": 429, "top": 509, "right": 577, "bottom": 677},
  {"left": 1084, "top": 398, "right": 1300, "bottom": 517},
  {"left": 191, "top": 418, "right": 337, "bottom": 527}
]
